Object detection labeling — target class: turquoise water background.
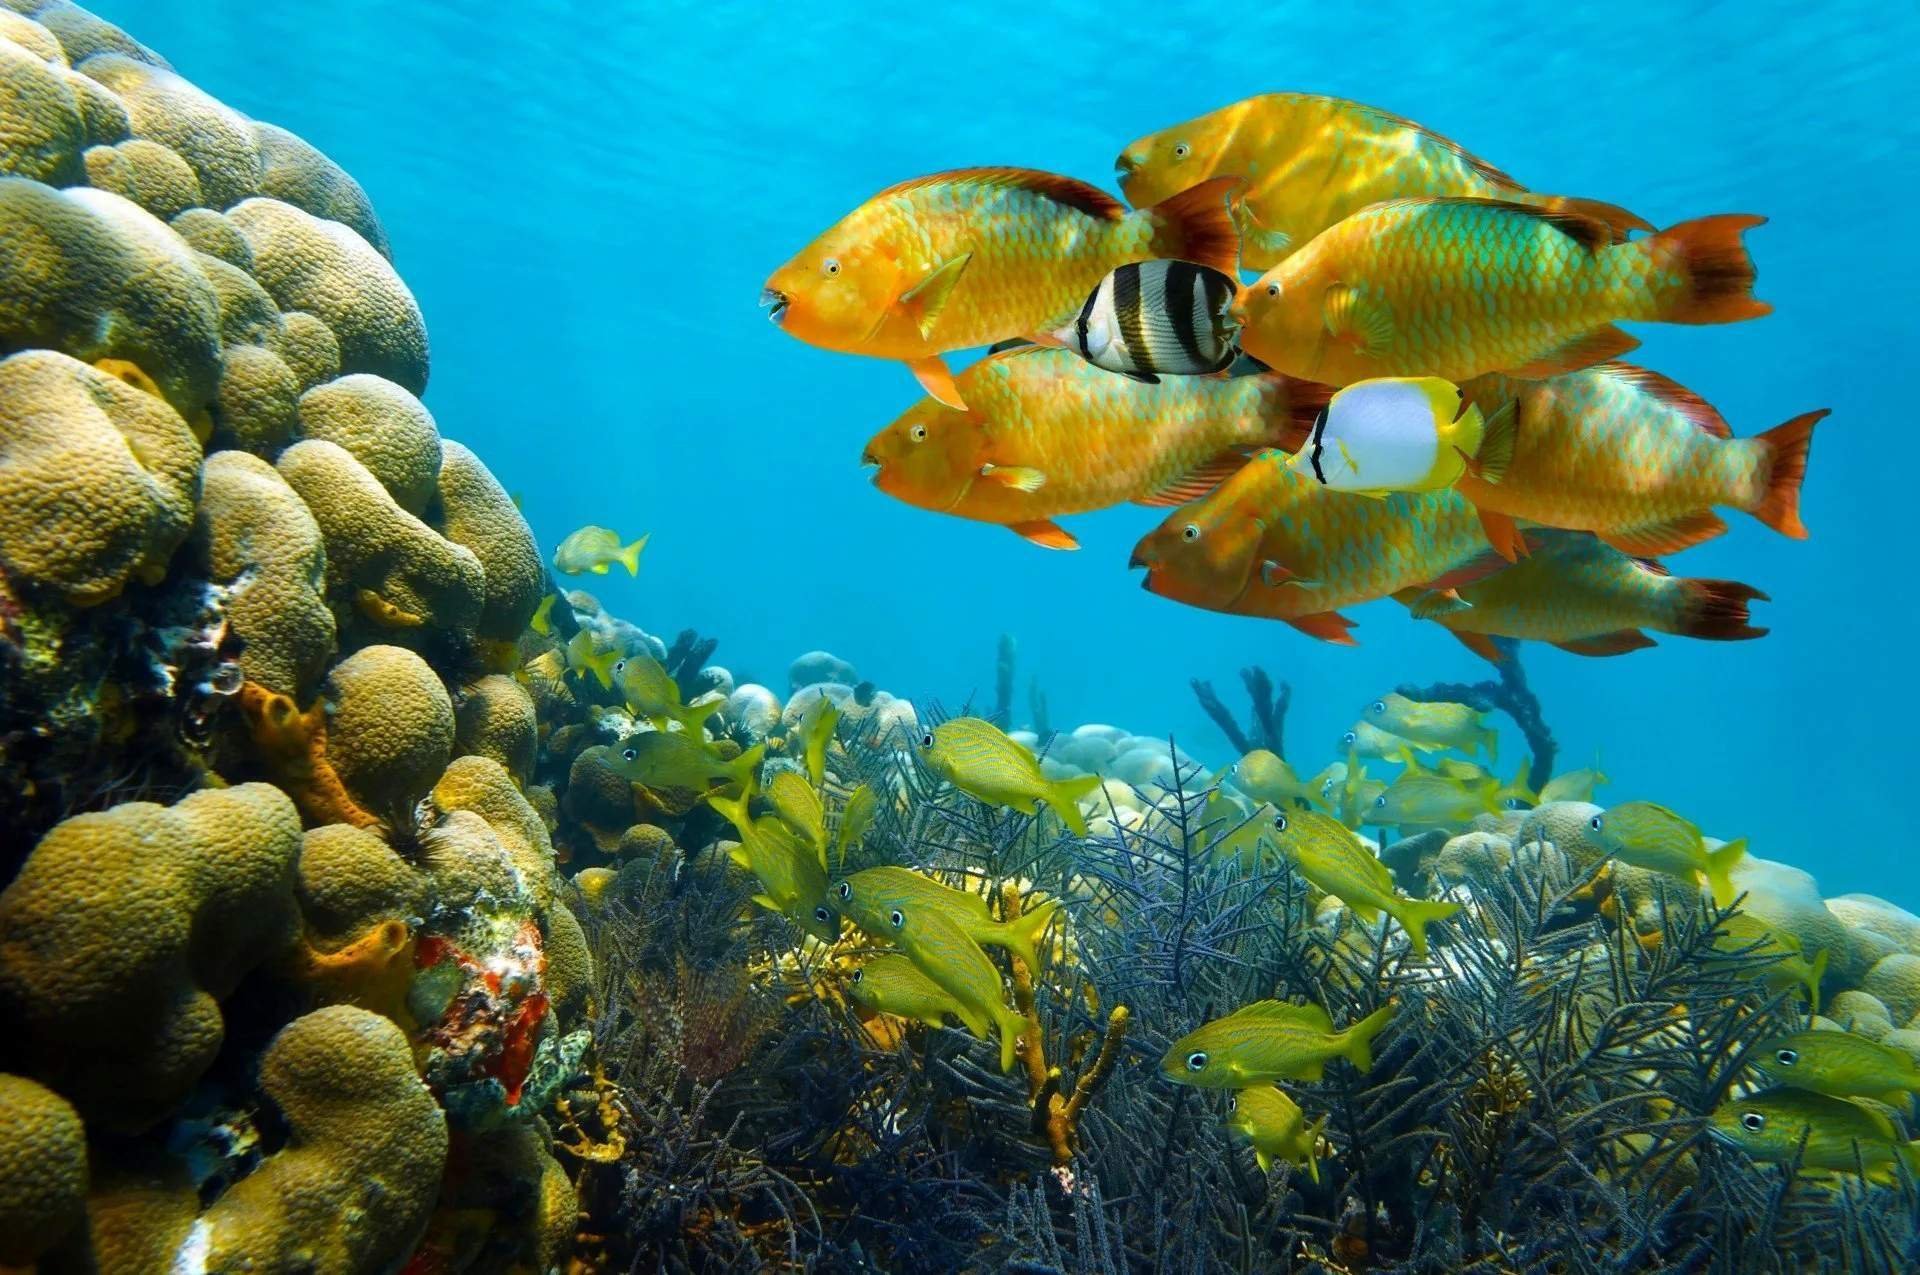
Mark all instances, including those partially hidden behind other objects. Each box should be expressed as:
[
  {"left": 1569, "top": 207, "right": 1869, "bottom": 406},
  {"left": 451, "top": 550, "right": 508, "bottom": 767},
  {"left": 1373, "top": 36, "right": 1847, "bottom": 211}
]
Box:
[{"left": 101, "top": 2, "right": 1919, "bottom": 901}]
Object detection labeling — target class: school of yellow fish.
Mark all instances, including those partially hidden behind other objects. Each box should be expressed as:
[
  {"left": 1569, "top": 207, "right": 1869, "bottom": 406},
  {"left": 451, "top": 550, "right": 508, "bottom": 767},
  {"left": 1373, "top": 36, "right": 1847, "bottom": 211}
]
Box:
[{"left": 764, "top": 91, "right": 1828, "bottom": 659}]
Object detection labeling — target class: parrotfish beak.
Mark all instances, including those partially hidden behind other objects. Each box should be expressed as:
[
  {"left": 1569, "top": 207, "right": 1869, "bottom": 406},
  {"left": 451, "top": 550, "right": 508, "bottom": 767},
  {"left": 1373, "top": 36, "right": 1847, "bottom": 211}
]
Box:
[
  {"left": 1228, "top": 286, "right": 1251, "bottom": 327},
  {"left": 1113, "top": 151, "right": 1140, "bottom": 183},
  {"left": 759, "top": 287, "right": 789, "bottom": 325}
]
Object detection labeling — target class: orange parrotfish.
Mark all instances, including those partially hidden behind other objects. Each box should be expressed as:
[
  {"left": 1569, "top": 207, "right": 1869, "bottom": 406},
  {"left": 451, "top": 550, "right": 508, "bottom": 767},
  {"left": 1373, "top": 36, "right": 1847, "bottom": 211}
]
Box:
[
  {"left": 1114, "top": 92, "right": 1647, "bottom": 271},
  {"left": 1401, "top": 529, "right": 1768, "bottom": 661},
  {"left": 860, "top": 347, "right": 1330, "bottom": 550},
  {"left": 1129, "top": 451, "right": 1511, "bottom": 645},
  {"left": 1232, "top": 198, "right": 1771, "bottom": 388},
  {"left": 1454, "top": 365, "right": 1827, "bottom": 560},
  {"left": 761, "top": 168, "right": 1239, "bottom": 409}
]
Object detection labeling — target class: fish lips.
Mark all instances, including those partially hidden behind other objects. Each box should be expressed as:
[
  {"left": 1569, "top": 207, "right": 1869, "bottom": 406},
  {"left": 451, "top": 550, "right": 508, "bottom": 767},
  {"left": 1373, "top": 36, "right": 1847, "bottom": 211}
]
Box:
[{"left": 759, "top": 287, "right": 790, "bottom": 325}]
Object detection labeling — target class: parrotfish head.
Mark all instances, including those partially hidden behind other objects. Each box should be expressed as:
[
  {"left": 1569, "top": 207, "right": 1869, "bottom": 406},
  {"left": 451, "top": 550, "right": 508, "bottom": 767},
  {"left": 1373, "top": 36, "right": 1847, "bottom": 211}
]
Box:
[
  {"left": 1113, "top": 99, "right": 1245, "bottom": 207},
  {"left": 762, "top": 226, "right": 903, "bottom": 352},
  {"left": 862, "top": 400, "right": 981, "bottom": 511},
  {"left": 1129, "top": 506, "right": 1264, "bottom": 610}
]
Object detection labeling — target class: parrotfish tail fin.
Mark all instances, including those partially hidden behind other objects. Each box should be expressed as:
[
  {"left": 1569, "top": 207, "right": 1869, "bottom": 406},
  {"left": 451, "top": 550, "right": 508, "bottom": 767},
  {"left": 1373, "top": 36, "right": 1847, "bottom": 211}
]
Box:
[
  {"left": 1752, "top": 409, "right": 1829, "bottom": 540},
  {"left": 1534, "top": 193, "right": 1653, "bottom": 241},
  {"left": 678, "top": 695, "right": 727, "bottom": 739},
  {"left": 1643, "top": 214, "right": 1772, "bottom": 324},
  {"left": 1006, "top": 898, "right": 1062, "bottom": 975},
  {"left": 1264, "top": 376, "right": 1335, "bottom": 453},
  {"left": 1047, "top": 773, "right": 1105, "bottom": 839},
  {"left": 728, "top": 743, "right": 767, "bottom": 794},
  {"left": 1304, "top": 1113, "right": 1330, "bottom": 1184},
  {"left": 1389, "top": 899, "right": 1463, "bottom": 960},
  {"left": 994, "top": 1005, "right": 1028, "bottom": 1073},
  {"left": 1805, "top": 947, "right": 1828, "bottom": 1015},
  {"left": 1703, "top": 837, "right": 1749, "bottom": 909},
  {"left": 617, "top": 534, "right": 650, "bottom": 577},
  {"left": 1340, "top": 1003, "right": 1396, "bottom": 1075},
  {"left": 1678, "top": 579, "right": 1770, "bottom": 643},
  {"left": 1145, "top": 176, "right": 1242, "bottom": 276}
]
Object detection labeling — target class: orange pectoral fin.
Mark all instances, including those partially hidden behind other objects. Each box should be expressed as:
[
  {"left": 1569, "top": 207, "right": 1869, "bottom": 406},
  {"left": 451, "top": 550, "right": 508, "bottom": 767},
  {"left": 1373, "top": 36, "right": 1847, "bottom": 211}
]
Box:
[
  {"left": 1474, "top": 506, "right": 1527, "bottom": 563},
  {"left": 1008, "top": 519, "right": 1079, "bottom": 550},
  {"left": 908, "top": 356, "right": 966, "bottom": 409},
  {"left": 1444, "top": 629, "right": 1506, "bottom": 664},
  {"left": 1284, "top": 611, "right": 1358, "bottom": 645}
]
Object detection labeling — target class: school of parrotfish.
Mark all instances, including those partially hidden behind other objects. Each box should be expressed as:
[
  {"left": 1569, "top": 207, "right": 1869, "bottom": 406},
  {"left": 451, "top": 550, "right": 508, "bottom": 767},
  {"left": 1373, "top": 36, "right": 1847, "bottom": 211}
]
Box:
[{"left": 762, "top": 90, "right": 1827, "bottom": 660}]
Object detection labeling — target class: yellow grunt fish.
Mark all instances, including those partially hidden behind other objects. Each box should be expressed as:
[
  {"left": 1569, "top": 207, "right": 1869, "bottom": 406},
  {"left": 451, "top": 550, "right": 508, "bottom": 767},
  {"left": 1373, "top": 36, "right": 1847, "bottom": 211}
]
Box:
[
  {"left": 553, "top": 525, "right": 647, "bottom": 577},
  {"left": 1227, "top": 1084, "right": 1329, "bottom": 1180},
  {"left": 1162, "top": 999, "right": 1394, "bottom": 1087},
  {"left": 610, "top": 734, "right": 763, "bottom": 797},
  {"left": 1115, "top": 92, "right": 1646, "bottom": 271},
  {"left": 887, "top": 904, "right": 1028, "bottom": 1073},
  {"left": 862, "top": 346, "right": 1330, "bottom": 551},
  {"left": 707, "top": 789, "right": 840, "bottom": 943},
  {"left": 1538, "top": 765, "right": 1608, "bottom": 804},
  {"left": 1363, "top": 771, "right": 1502, "bottom": 830},
  {"left": 1752, "top": 1030, "right": 1920, "bottom": 1103},
  {"left": 849, "top": 954, "right": 980, "bottom": 1033},
  {"left": 833, "top": 782, "right": 877, "bottom": 869},
  {"left": 1364, "top": 693, "right": 1497, "bottom": 758},
  {"left": 1709, "top": 1088, "right": 1920, "bottom": 1183},
  {"left": 1709, "top": 913, "right": 1826, "bottom": 1013},
  {"left": 1270, "top": 809, "right": 1460, "bottom": 957},
  {"left": 1589, "top": 801, "right": 1747, "bottom": 906},
  {"left": 797, "top": 695, "right": 840, "bottom": 788},
  {"left": 762, "top": 167, "right": 1239, "bottom": 408},
  {"left": 1339, "top": 720, "right": 1436, "bottom": 763},
  {"left": 1234, "top": 199, "right": 1769, "bottom": 388},
  {"left": 613, "top": 651, "right": 722, "bottom": 735},
  {"left": 917, "top": 717, "right": 1103, "bottom": 837},
  {"left": 766, "top": 769, "right": 827, "bottom": 863},
  {"left": 833, "top": 865, "right": 1058, "bottom": 974},
  {"left": 1232, "top": 749, "right": 1330, "bottom": 810}
]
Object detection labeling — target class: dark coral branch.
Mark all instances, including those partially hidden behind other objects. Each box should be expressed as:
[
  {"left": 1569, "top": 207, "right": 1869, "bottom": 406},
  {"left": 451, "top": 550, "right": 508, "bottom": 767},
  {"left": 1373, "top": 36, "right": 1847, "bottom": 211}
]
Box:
[
  {"left": 1192, "top": 666, "right": 1292, "bottom": 757},
  {"left": 994, "top": 633, "right": 1016, "bottom": 727},
  {"left": 662, "top": 628, "right": 718, "bottom": 698},
  {"left": 1398, "top": 639, "right": 1557, "bottom": 790},
  {"left": 1191, "top": 677, "right": 1251, "bottom": 756}
]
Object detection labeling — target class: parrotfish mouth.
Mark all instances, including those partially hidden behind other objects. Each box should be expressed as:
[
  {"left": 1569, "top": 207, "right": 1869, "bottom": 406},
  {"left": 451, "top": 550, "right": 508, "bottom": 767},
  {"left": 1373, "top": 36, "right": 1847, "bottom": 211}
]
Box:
[{"left": 759, "top": 287, "right": 789, "bottom": 325}]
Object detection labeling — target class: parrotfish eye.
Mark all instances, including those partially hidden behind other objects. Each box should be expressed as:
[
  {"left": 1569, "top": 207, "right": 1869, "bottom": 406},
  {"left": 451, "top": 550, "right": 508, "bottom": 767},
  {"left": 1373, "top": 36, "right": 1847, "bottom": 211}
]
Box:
[
  {"left": 1181, "top": 523, "right": 1200, "bottom": 542},
  {"left": 909, "top": 424, "right": 927, "bottom": 442},
  {"left": 889, "top": 908, "right": 905, "bottom": 929},
  {"left": 622, "top": 747, "right": 637, "bottom": 762},
  {"left": 1775, "top": 1048, "right": 1799, "bottom": 1066},
  {"left": 814, "top": 906, "right": 832, "bottom": 924},
  {"left": 1374, "top": 795, "right": 1388, "bottom": 809},
  {"left": 1740, "top": 1111, "right": 1767, "bottom": 1133},
  {"left": 836, "top": 881, "right": 852, "bottom": 901},
  {"left": 1272, "top": 813, "right": 1288, "bottom": 832},
  {"left": 821, "top": 257, "right": 841, "bottom": 277},
  {"left": 1264, "top": 282, "right": 1279, "bottom": 298},
  {"left": 1172, "top": 141, "right": 1191, "bottom": 160},
  {"left": 1342, "top": 732, "right": 1356, "bottom": 746},
  {"left": 1589, "top": 815, "right": 1604, "bottom": 833},
  {"left": 1185, "top": 1050, "right": 1209, "bottom": 1072}
]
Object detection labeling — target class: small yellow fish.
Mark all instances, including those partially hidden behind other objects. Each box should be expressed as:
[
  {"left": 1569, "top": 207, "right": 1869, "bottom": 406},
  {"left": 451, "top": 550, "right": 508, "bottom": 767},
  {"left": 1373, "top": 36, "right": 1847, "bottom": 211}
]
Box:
[
  {"left": 797, "top": 695, "right": 841, "bottom": 787},
  {"left": 1339, "top": 720, "right": 1435, "bottom": 763},
  {"left": 1364, "top": 771, "right": 1501, "bottom": 829},
  {"left": 834, "top": 782, "right": 877, "bottom": 869},
  {"left": 1289, "top": 377, "right": 1504, "bottom": 498},
  {"left": 1364, "top": 692, "right": 1496, "bottom": 758},
  {"left": 1710, "top": 913, "right": 1827, "bottom": 1012},
  {"left": 1589, "top": 802, "right": 1746, "bottom": 906},
  {"left": 529, "top": 593, "right": 557, "bottom": 636},
  {"left": 1228, "top": 1084, "right": 1328, "bottom": 1180},
  {"left": 1270, "top": 810, "right": 1461, "bottom": 957},
  {"left": 1163, "top": 999, "right": 1394, "bottom": 1086},
  {"left": 889, "top": 904, "right": 1028, "bottom": 1072},
  {"left": 614, "top": 651, "right": 721, "bottom": 735},
  {"left": 1207, "top": 801, "right": 1288, "bottom": 868},
  {"left": 708, "top": 788, "right": 839, "bottom": 943},
  {"left": 565, "top": 630, "right": 622, "bottom": 689},
  {"left": 553, "top": 525, "right": 648, "bottom": 577},
  {"left": 1708, "top": 1088, "right": 1920, "bottom": 1183},
  {"left": 848, "top": 954, "right": 979, "bottom": 1032},
  {"left": 1232, "top": 749, "right": 1328, "bottom": 810},
  {"left": 834, "top": 865, "right": 1058, "bottom": 975},
  {"left": 1538, "top": 765, "right": 1608, "bottom": 804},
  {"left": 1752, "top": 1030, "right": 1920, "bottom": 1103},
  {"left": 918, "top": 717, "right": 1103, "bottom": 838},
  {"left": 609, "top": 734, "right": 762, "bottom": 796},
  {"left": 766, "top": 769, "right": 827, "bottom": 863}
]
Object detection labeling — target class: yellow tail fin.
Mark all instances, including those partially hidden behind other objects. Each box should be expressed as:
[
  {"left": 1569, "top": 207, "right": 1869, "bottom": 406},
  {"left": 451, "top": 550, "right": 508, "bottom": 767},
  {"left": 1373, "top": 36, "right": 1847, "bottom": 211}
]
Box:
[
  {"left": 617, "top": 533, "right": 650, "bottom": 577},
  {"left": 1703, "top": 837, "right": 1748, "bottom": 908}
]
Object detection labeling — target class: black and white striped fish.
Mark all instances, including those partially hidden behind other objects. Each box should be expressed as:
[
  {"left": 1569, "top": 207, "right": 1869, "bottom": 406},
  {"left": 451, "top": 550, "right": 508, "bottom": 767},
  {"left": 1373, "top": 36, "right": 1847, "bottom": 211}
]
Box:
[{"left": 1046, "top": 259, "right": 1240, "bottom": 383}]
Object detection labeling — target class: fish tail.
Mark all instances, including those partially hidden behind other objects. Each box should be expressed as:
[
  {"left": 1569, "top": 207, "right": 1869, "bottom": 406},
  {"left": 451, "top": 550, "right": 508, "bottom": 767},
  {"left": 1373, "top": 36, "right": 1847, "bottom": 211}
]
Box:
[
  {"left": 1480, "top": 724, "right": 1499, "bottom": 764},
  {"left": 1532, "top": 193, "right": 1652, "bottom": 241},
  {"left": 677, "top": 696, "right": 726, "bottom": 738},
  {"left": 1640, "top": 214, "right": 1772, "bottom": 324},
  {"left": 956, "top": 1002, "right": 993, "bottom": 1044},
  {"left": 1261, "top": 375, "right": 1334, "bottom": 453},
  {"left": 1005, "top": 898, "right": 1061, "bottom": 975},
  {"left": 705, "top": 787, "right": 752, "bottom": 837},
  {"left": 1389, "top": 899, "right": 1462, "bottom": 960},
  {"left": 994, "top": 1005, "right": 1028, "bottom": 1073},
  {"left": 1143, "top": 176, "right": 1242, "bottom": 276},
  {"left": 1304, "top": 1113, "right": 1329, "bottom": 1184},
  {"left": 617, "top": 534, "right": 650, "bottom": 577},
  {"left": 1675, "top": 578, "right": 1769, "bottom": 643},
  {"left": 1751, "top": 409, "right": 1829, "bottom": 539},
  {"left": 1805, "top": 946, "right": 1828, "bottom": 1015},
  {"left": 1703, "top": 837, "right": 1749, "bottom": 908},
  {"left": 728, "top": 742, "right": 767, "bottom": 794},
  {"left": 1046, "top": 773, "right": 1104, "bottom": 839},
  {"left": 1339, "top": 1003, "right": 1396, "bottom": 1074}
]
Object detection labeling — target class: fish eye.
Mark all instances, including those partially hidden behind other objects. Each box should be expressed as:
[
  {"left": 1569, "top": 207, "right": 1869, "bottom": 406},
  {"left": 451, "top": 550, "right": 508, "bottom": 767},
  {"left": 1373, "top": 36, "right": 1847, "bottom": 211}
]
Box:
[
  {"left": 1172, "top": 141, "right": 1191, "bottom": 160},
  {"left": 919, "top": 732, "right": 935, "bottom": 749},
  {"left": 1227, "top": 1093, "right": 1237, "bottom": 1111},
  {"left": 622, "top": 747, "right": 637, "bottom": 762},
  {"left": 1342, "top": 731, "right": 1356, "bottom": 746},
  {"left": 814, "top": 906, "right": 832, "bottom": 923},
  {"left": 613, "top": 660, "right": 626, "bottom": 673},
  {"left": 1740, "top": 1112, "right": 1766, "bottom": 1133},
  {"left": 1265, "top": 282, "right": 1279, "bottom": 298},
  {"left": 836, "top": 881, "right": 852, "bottom": 901},
  {"left": 889, "top": 908, "right": 905, "bottom": 929},
  {"left": 1589, "top": 815, "right": 1603, "bottom": 832},
  {"left": 851, "top": 968, "right": 863, "bottom": 983},
  {"left": 1185, "top": 1050, "right": 1209, "bottom": 1072},
  {"left": 821, "top": 257, "right": 841, "bottom": 277},
  {"left": 1775, "top": 1048, "right": 1798, "bottom": 1066},
  {"left": 1369, "top": 700, "right": 1385, "bottom": 715},
  {"left": 1181, "top": 523, "right": 1200, "bottom": 542},
  {"left": 1374, "top": 795, "right": 1387, "bottom": 808},
  {"left": 909, "top": 424, "right": 927, "bottom": 442},
  {"left": 1272, "top": 813, "right": 1288, "bottom": 832}
]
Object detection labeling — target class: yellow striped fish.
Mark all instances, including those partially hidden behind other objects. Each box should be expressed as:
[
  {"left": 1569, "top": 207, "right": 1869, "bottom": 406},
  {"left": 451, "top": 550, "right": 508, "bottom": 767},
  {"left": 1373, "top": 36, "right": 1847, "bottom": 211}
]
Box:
[
  {"left": 1162, "top": 999, "right": 1395, "bottom": 1087},
  {"left": 833, "top": 865, "right": 1059, "bottom": 974},
  {"left": 918, "top": 717, "right": 1103, "bottom": 836},
  {"left": 889, "top": 904, "right": 1028, "bottom": 1073},
  {"left": 1269, "top": 809, "right": 1460, "bottom": 957}
]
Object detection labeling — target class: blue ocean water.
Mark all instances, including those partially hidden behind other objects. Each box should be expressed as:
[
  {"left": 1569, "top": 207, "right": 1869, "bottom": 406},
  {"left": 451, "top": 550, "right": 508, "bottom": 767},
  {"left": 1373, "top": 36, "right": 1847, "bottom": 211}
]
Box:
[{"left": 104, "top": 0, "right": 1919, "bottom": 901}]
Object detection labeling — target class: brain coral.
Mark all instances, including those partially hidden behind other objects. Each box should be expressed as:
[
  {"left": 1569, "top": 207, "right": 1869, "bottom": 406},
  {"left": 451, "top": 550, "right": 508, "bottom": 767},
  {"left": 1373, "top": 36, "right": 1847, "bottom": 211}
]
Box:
[
  {"left": 0, "top": 783, "right": 301, "bottom": 1131},
  {"left": 436, "top": 438, "right": 544, "bottom": 638},
  {"left": 13, "top": 2, "right": 168, "bottom": 69},
  {"left": 228, "top": 196, "right": 428, "bottom": 392},
  {"left": 252, "top": 120, "right": 390, "bottom": 258},
  {"left": 0, "top": 177, "right": 223, "bottom": 416},
  {"left": 296, "top": 823, "right": 425, "bottom": 945},
  {"left": 0, "top": 33, "right": 84, "bottom": 183},
  {"left": 192, "top": 449, "right": 334, "bottom": 697},
  {"left": 168, "top": 204, "right": 249, "bottom": 267},
  {"left": 79, "top": 53, "right": 258, "bottom": 207},
  {"left": 0, "top": 1073, "right": 87, "bottom": 1265},
  {"left": 81, "top": 136, "right": 200, "bottom": 218},
  {"left": 271, "top": 308, "right": 340, "bottom": 389},
  {"left": 434, "top": 755, "right": 562, "bottom": 910},
  {"left": 455, "top": 672, "right": 540, "bottom": 783},
  {"left": 0, "top": 348, "right": 201, "bottom": 606},
  {"left": 296, "top": 372, "right": 443, "bottom": 513},
  {"left": 211, "top": 340, "right": 300, "bottom": 450},
  {"left": 0, "top": 9, "right": 64, "bottom": 62},
  {"left": 322, "top": 643, "right": 455, "bottom": 815}
]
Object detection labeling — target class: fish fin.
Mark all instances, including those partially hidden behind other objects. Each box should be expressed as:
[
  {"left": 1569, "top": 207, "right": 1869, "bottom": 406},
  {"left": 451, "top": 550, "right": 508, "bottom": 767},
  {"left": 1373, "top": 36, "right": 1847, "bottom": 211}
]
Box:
[
  {"left": 727, "top": 742, "right": 767, "bottom": 795},
  {"left": 529, "top": 594, "right": 556, "bottom": 636},
  {"left": 1606, "top": 363, "right": 1732, "bottom": 437},
  {"left": 954, "top": 1001, "right": 992, "bottom": 1043},
  {"left": 1473, "top": 506, "right": 1527, "bottom": 563},
  {"left": 1506, "top": 325, "right": 1639, "bottom": 379},
  {"left": 1752, "top": 409, "right": 1829, "bottom": 539},
  {"left": 907, "top": 356, "right": 966, "bottom": 409},
  {"left": 1322, "top": 284, "right": 1394, "bottom": 356},
  {"left": 1806, "top": 947, "right": 1828, "bottom": 1015},
  {"left": 1469, "top": 400, "right": 1518, "bottom": 485},
  {"left": 1123, "top": 370, "right": 1161, "bottom": 384},
  {"left": 1553, "top": 629, "right": 1657, "bottom": 657},
  {"left": 589, "top": 561, "right": 610, "bottom": 574},
  {"left": 1677, "top": 578, "right": 1770, "bottom": 641},
  {"left": 1008, "top": 519, "right": 1079, "bottom": 550},
  {"left": 1144, "top": 175, "right": 1242, "bottom": 275},
  {"left": 1481, "top": 726, "right": 1499, "bottom": 764},
  {"left": 1005, "top": 898, "right": 1061, "bottom": 974},
  {"left": 1340, "top": 1003, "right": 1396, "bottom": 1075},
  {"left": 979, "top": 463, "right": 1047, "bottom": 492},
  {"left": 1388, "top": 899, "right": 1462, "bottom": 959},
  {"left": 750, "top": 893, "right": 781, "bottom": 913},
  {"left": 727, "top": 847, "right": 751, "bottom": 869},
  {"left": 1046, "top": 773, "right": 1104, "bottom": 839},
  {"left": 1254, "top": 1148, "right": 1273, "bottom": 1175},
  {"left": 1424, "top": 547, "right": 1520, "bottom": 592},
  {"left": 1643, "top": 213, "right": 1772, "bottom": 324},
  {"left": 1261, "top": 560, "right": 1318, "bottom": 589},
  {"left": 995, "top": 1005, "right": 1027, "bottom": 1073},
  {"left": 1267, "top": 376, "right": 1335, "bottom": 452},
  {"left": 617, "top": 534, "right": 649, "bottom": 577},
  {"left": 1533, "top": 193, "right": 1653, "bottom": 241},
  {"left": 1134, "top": 451, "right": 1251, "bottom": 507},
  {"left": 706, "top": 788, "right": 753, "bottom": 837},
  {"left": 1285, "top": 611, "right": 1359, "bottom": 646},
  {"left": 677, "top": 696, "right": 726, "bottom": 738},
  {"left": 1304, "top": 1114, "right": 1329, "bottom": 1183},
  {"left": 878, "top": 167, "right": 1125, "bottom": 219},
  {"left": 989, "top": 337, "right": 1039, "bottom": 354},
  {"left": 1598, "top": 509, "right": 1729, "bottom": 556},
  {"left": 1703, "top": 837, "right": 1748, "bottom": 908},
  {"left": 1441, "top": 628, "right": 1504, "bottom": 664},
  {"left": 898, "top": 252, "right": 973, "bottom": 340},
  {"left": 1405, "top": 587, "right": 1471, "bottom": 620}
]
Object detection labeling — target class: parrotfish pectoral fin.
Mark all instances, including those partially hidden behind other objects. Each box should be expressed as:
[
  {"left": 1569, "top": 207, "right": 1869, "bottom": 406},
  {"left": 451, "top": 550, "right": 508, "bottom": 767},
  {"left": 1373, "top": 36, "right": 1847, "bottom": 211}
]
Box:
[
  {"left": 1473, "top": 505, "right": 1526, "bottom": 563},
  {"left": 1260, "top": 560, "right": 1318, "bottom": 589},
  {"left": 1285, "top": 611, "right": 1358, "bottom": 645},
  {"left": 1445, "top": 629, "right": 1505, "bottom": 664},
  {"left": 1553, "top": 629, "right": 1657, "bottom": 657},
  {"left": 1406, "top": 588, "right": 1472, "bottom": 620},
  {"left": 1008, "top": 519, "right": 1078, "bottom": 550},
  {"left": 1322, "top": 285, "right": 1393, "bottom": 355},
  {"left": 898, "top": 253, "right": 972, "bottom": 340},
  {"left": 908, "top": 356, "right": 967, "bottom": 409},
  {"left": 979, "top": 463, "right": 1047, "bottom": 492},
  {"left": 1134, "top": 451, "right": 1249, "bottom": 508}
]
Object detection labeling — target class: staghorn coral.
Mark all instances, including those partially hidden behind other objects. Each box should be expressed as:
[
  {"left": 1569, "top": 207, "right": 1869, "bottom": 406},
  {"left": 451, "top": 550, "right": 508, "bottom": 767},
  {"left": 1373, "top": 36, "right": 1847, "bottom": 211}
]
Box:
[
  {"left": 294, "top": 371, "right": 442, "bottom": 513},
  {"left": 322, "top": 642, "right": 455, "bottom": 817},
  {"left": 0, "top": 783, "right": 301, "bottom": 1132},
  {"left": 0, "top": 1072, "right": 88, "bottom": 1265}
]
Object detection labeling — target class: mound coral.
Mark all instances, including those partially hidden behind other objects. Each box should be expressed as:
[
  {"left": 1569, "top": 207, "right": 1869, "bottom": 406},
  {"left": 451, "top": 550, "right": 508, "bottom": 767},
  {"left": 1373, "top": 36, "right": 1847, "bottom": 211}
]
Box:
[
  {"left": 0, "top": 1073, "right": 88, "bottom": 1265},
  {"left": 322, "top": 643, "right": 455, "bottom": 816}
]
